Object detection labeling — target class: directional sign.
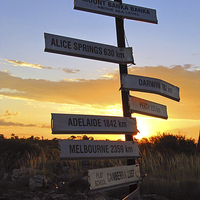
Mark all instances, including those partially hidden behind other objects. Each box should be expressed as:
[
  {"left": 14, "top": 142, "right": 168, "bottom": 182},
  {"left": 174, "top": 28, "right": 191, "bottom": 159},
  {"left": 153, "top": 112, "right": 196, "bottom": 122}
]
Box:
[
  {"left": 74, "top": 0, "right": 158, "bottom": 24},
  {"left": 129, "top": 96, "right": 168, "bottom": 119},
  {"left": 121, "top": 74, "right": 180, "bottom": 102},
  {"left": 51, "top": 113, "right": 137, "bottom": 134},
  {"left": 44, "top": 33, "right": 134, "bottom": 64},
  {"left": 59, "top": 140, "right": 140, "bottom": 160},
  {"left": 88, "top": 165, "right": 141, "bottom": 191}
]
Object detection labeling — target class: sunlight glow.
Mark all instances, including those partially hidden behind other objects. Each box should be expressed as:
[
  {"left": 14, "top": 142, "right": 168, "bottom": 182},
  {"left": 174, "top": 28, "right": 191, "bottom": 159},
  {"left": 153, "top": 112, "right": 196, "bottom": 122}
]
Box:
[{"left": 135, "top": 116, "right": 155, "bottom": 139}]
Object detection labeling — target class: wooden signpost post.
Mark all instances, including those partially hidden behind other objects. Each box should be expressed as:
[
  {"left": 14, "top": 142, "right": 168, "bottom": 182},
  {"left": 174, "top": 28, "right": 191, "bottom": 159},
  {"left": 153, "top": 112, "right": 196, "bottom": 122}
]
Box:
[{"left": 114, "top": 0, "right": 137, "bottom": 193}]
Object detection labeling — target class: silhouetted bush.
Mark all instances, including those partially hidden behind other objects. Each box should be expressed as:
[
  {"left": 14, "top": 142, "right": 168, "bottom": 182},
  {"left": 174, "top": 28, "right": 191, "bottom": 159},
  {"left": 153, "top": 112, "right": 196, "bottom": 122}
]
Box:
[
  {"left": 139, "top": 133, "right": 197, "bottom": 155},
  {"left": 0, "top": 136, "right": 59, "bottom": 172}
]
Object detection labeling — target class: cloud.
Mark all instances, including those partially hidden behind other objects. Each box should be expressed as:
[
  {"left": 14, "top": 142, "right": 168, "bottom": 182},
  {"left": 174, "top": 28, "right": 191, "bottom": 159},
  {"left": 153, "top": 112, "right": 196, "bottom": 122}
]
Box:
[
  {"left": 5, "top": 59, "right": 53, "bottom": 70},
  {"left": 0, "top": 65, "right": 199, "bottom": 120},
  {"left": 101, "top": 73, "right": 117, "bottom": 79},
  {"left": 0, "top": 70, "right": 121, "bottom": 105},
  {"left": 0, "top": 119, "right": 36, "bottom": 127},
  {"left": 4, "top": 59, "right": 80, "bottom": 74},
  {"left": 0, "top": 113, "right": 49, "bottom": 128},
  {"left": 0, "top": 110, "right": 18, "bottom": 119},
  {"left": 63, "top": 78, "right": 86, "bottom": 82},
  {"left": 62, "top": 68, "right": 80, "bottom": 73},
  {"left": 39, "top": 125, "right": 51, "bottom": 129},
  {"left": 0, "top": 88, "right": 25, "bottom": 94}
]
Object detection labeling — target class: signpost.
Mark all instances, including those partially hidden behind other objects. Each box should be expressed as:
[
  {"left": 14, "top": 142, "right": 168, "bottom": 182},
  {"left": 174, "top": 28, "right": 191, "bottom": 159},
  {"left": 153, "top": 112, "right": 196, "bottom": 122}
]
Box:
[
  {"left": 59, "top": 140, "right": 140, "bottom": 160},
  {"left": 74, "top": 0, "right": 158, "bottom": 24},
  {"left": 51, "top": 113, "right": 137, "bottom": 134},
  {"left": 113, "top": 0, "right": 138, "bottom": 192},
  {"left": 122, "top": 74, "right": 180, "bottom": 102},
  {"left": 129, "top": 96, "right": 168, "bottom": 119},
  {"left": 44, "top": 33, "right": 134, "bottom": 64},
  {"left": 88, "top": 165, "right": 142, "bottom": 191},
  {"left": 44, "top": 0, "right": 180, "bottom": 197}
]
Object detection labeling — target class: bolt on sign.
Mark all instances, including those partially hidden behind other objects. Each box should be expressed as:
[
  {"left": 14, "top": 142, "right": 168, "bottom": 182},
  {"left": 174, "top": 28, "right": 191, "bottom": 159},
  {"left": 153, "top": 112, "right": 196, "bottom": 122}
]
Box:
[
  {"left": 88, "top": 165, "right": 142, "bottom": 191},
  {"left": 59, "top": 140, "right": 140, "bottom": 160},
  {"left": 129, "top": 95, "right": 168, "bottom": 119},
  {"left": 121, "top": 74, "right": 180, "bottom": 102},
  {"left": 51, "top": 113, "right": 137, "bottom": 134},
  {"left": 74, "top": 0, "right": 158, "bottom": 24},
  {"left": 44, "top": 33, "right": 134, "bottom": 64}
]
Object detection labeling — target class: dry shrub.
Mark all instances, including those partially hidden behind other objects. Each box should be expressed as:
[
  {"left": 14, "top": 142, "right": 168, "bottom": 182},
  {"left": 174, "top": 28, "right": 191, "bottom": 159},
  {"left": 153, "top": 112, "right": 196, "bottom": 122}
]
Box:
[{"left": 140, "top": 150, "right": 200, "bottom": 200}]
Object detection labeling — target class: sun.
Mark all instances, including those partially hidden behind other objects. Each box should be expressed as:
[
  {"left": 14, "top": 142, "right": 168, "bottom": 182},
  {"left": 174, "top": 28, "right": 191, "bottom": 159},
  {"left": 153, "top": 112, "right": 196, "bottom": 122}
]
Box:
[
  {"left": 134, "top": 116, "right": 152, "bottom": 140},
  {"left": 135, "top": 127, "right": 149, "bottom": 140}
]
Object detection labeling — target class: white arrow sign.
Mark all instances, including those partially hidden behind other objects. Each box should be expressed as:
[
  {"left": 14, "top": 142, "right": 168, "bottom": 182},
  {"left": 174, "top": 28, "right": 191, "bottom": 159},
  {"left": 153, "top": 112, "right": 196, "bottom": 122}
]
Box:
[
  {"left": 121, "top": 74, "right": 180, "bottom": 102},
  {"left": 59, "top": 140, "right": 140, "bottom": 160},
  {"left": 51, "top": 113, "right": 137, "bottom": 134},
  {"left": 88, "top": 165, "right": 141, "bottom": 191},
  {"left": 129, "top": 96, "right": 168, "bottom": 119},
  {"left": 44, "top": 33, "right": 134, "bottom": 64},
  {"left": 74, "top": 0, "right": 158, "bottom": 24}
]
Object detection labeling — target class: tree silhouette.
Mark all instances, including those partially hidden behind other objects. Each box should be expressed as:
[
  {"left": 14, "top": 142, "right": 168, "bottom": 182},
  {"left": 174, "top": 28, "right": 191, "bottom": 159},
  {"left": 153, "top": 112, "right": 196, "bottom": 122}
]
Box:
[
  {"left": 197, "top": 131, "right": 200, "bottom": 152},
  {"left": 139, "top": 133, "right": 197, "bottom": 155}
]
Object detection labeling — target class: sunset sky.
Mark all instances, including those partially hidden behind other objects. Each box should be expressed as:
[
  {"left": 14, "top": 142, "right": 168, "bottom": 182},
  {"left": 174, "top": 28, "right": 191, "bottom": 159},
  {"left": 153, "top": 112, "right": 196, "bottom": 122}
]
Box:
[{"left": 0, "top": 0, "right": 199, "bottom": 141}]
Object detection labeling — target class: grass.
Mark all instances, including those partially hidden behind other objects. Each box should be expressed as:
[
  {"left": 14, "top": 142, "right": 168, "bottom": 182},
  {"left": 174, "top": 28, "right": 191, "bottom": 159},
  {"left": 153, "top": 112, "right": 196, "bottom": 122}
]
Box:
[
  {"left": 139, "top": 150, "right": 200, "bottom": 200},
  {"left": 0, "top": 135, "right": 199, "bottom": 199}
]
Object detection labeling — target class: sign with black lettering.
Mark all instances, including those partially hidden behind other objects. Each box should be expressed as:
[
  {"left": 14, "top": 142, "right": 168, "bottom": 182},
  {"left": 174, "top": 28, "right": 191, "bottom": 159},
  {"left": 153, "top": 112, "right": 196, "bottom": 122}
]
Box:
[
  {"left": 59, "top": 140, "right": 140, "bottom": 160},
  {"left": 52, "top": 113, "right": 137, "bottom": 134},
  {"left": 44, "top": 33, "right": 133, "bottom": 64},
  {"left": 74, "top": 0, "right": 158, "bottom": 24},
  {"left": 88, "top": 165, "right": 141, "bottom": 191},
  {"left": 129, "top": 96, "right": 168, "bottom": 119},
  {"left": 121, "top": 74, "right": 180, "bottom": 102}
]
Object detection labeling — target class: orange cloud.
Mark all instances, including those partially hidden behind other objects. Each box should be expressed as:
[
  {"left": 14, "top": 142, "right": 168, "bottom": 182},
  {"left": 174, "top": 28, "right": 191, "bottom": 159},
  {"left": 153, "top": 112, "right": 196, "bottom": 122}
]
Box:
[
  {"left": 39, "top": 125, "right": 51, "bottom": 129},
  {"left": 0, "top": 71, "right": 121, "bottom": 106},
  {"left": 0, "top": 110, "right": 18, "bottom": 119},
  {"left": 5, "top": 59, "right": 52, "bottom": 69},
  {"left": 0, "top": 65, "right": 199, "bottom": 120},
  {"left": 4, "top": 59, "right": 80, "bottom": 74},
  {"left": 0, "top": 119, "right": 36, "bottom": 127}
]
